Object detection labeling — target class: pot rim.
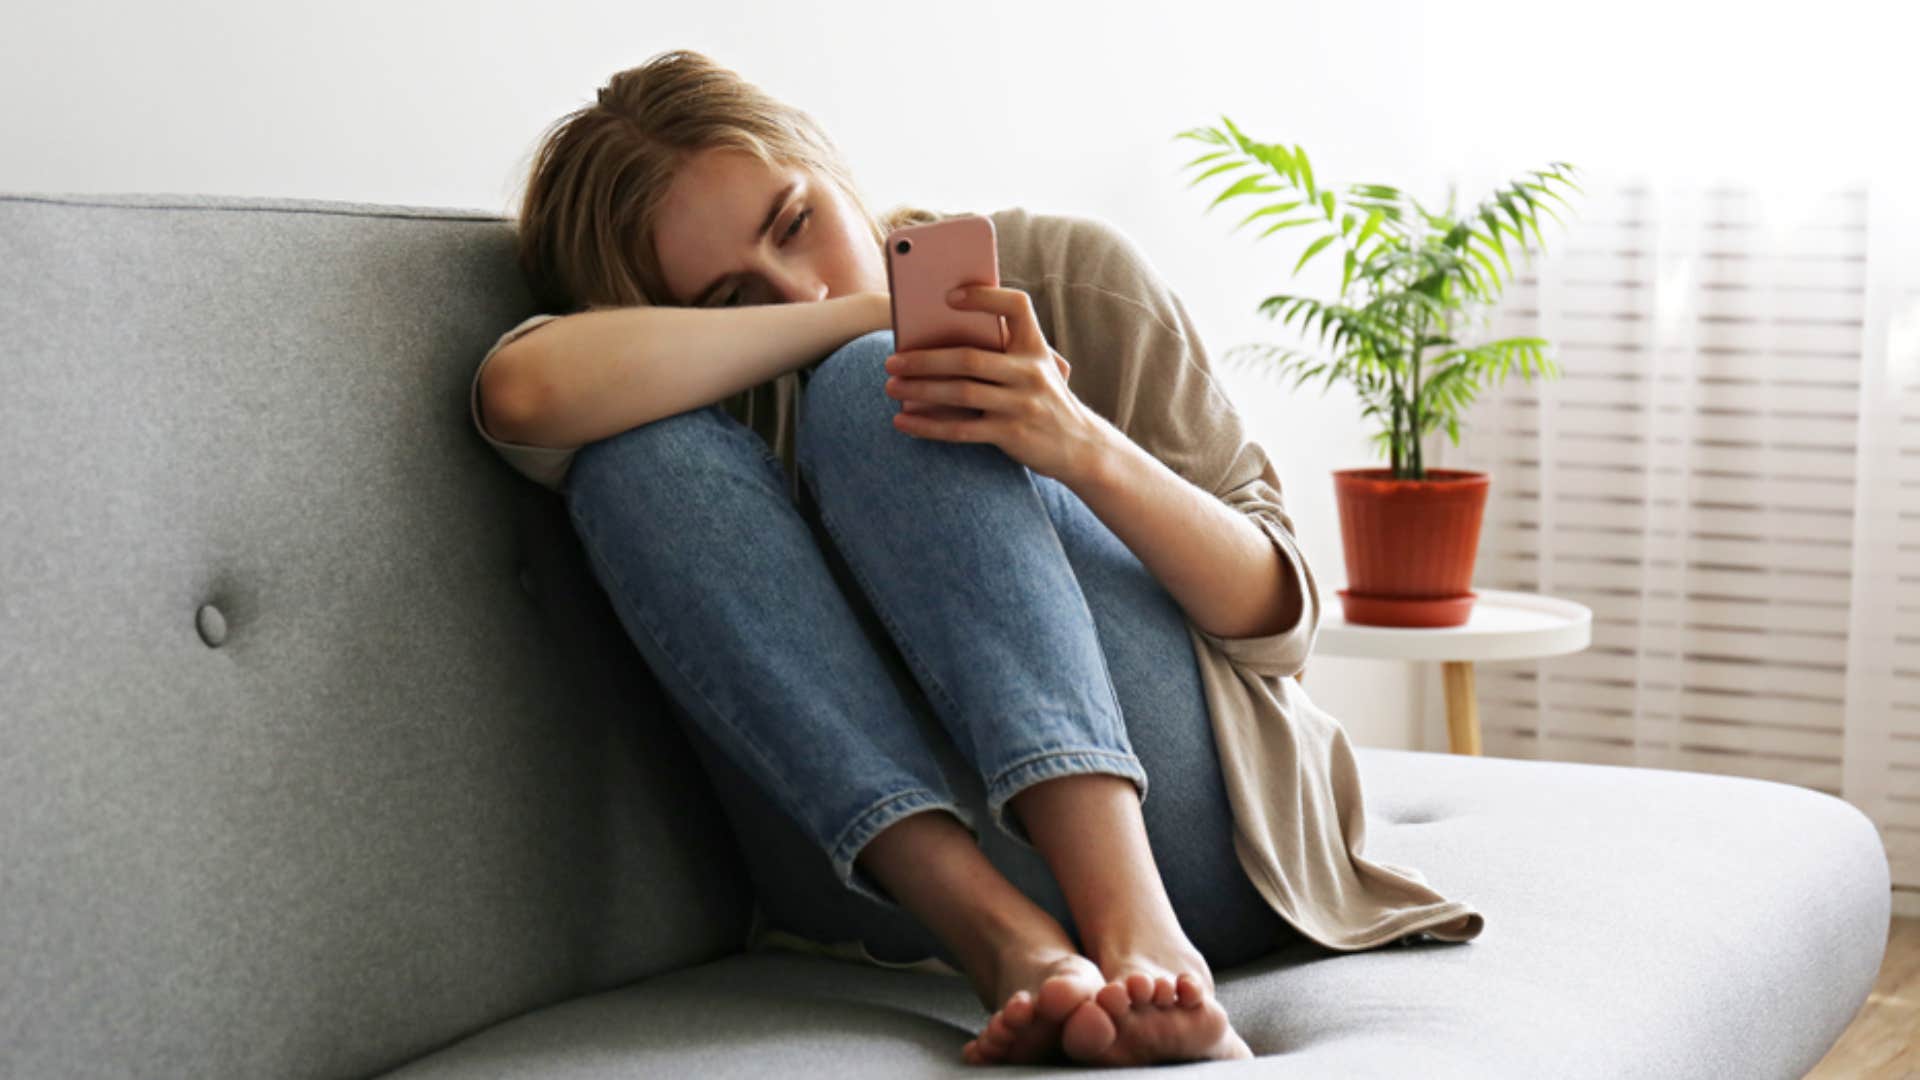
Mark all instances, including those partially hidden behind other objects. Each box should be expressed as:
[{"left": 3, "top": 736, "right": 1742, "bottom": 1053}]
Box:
[{"left": 1333, "top": 467, "right": 1489, "bottom": 488}]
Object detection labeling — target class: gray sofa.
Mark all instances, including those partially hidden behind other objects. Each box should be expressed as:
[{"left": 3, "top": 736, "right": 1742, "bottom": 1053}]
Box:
[{"left": 0, "top": 191, "right": 1892, "bottom": 1078}]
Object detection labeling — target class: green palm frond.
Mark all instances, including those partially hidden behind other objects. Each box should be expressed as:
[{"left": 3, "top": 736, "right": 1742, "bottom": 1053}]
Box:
[{"left": 1173, "top": 120, "right": 1584, "bottom": 479}]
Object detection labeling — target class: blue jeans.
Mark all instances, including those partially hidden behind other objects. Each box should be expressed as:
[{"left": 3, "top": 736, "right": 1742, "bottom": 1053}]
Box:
[{"left": 565, "top": 328, "right": 1295, "bottom": 972}]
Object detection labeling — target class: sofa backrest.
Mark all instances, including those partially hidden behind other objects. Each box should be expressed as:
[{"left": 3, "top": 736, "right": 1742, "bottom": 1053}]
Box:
[{"left": 0, "top": 192, "right": 756, "bottom": 1079}]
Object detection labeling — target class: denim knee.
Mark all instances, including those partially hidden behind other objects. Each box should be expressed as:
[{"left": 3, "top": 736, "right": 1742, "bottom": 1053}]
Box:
[
  {"left": 567, "top": 404, "right": 776, "bottom": 515},
  {"left": 795, "top": 329, "right": 911, "bottom": 465},
  {"left": 812, "top": 327, "right": 896, "bottom": 396}
]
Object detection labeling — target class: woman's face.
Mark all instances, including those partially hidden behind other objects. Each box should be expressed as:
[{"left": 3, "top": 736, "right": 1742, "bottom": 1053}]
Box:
[{"left": 653, "top": 147, "right": 888, "bottom": 308}]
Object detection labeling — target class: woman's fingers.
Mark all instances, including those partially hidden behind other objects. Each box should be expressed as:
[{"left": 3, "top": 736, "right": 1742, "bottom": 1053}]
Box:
[{"left": 900, "top": 399, "right": 983, "bottom": 420}]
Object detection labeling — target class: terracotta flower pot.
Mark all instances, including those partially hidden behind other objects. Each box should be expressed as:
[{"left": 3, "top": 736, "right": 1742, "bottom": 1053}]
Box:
[{"left": 1331, "top": 467, "right": 1490, "bottom": 627}]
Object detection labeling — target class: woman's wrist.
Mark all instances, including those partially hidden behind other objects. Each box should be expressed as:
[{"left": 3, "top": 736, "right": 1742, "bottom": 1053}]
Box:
[{"left": 854, "top": 289, "right": 892, "bottom": 335}]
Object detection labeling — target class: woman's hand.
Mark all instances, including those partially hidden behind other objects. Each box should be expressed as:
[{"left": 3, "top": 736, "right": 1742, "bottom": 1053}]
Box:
[{"left": 882, "top": 285, "right": 1113, "bottom": 485}]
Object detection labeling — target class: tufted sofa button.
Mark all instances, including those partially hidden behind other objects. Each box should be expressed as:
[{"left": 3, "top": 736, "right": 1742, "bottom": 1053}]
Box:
[{"left": 196, "top": 603, "right": 227, "bottom": 647}]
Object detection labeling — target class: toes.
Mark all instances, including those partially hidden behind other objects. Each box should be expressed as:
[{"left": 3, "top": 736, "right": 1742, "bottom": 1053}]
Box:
[
  {"left": 1096, "top": 980, "right": 1133, "bottom": 1020},
  {"left": 1153, "top": 975, "right": 1177, "bottom": 1007},
  {"left": 1176, "top": 973, "right": 1205, "bottom": 1008},
  {"left": 986, "top": 1012, "right": 1016, "bottom": 1044},
  {"left": 974, "top": 984, "right": 1073, "bottom": 1067},
  {"left": 969, "top": 1030, "right": 1009, "bottom": 1065},
  {"left": 1061, "top": 998, "right": 1119, "bottom": 1063},
  {"left": 1125, "top": 972, "right": 1155, "bottom": 1005}
]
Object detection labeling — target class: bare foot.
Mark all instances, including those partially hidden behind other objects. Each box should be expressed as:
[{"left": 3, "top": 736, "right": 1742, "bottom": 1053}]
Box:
[
  {"left": 1057, "top": 941, "right": 1253, "bottom": 1065},
  {"left": 961, "top": 947, "right": 1107, "bottom": 1066}
]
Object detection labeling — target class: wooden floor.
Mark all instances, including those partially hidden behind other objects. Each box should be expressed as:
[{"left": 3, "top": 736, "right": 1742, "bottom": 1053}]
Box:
[{"left": 1808, "top": 916, "right": 1918, "bottom": 1078}]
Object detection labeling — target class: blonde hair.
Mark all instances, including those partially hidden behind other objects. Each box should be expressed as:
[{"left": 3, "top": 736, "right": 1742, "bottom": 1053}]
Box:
[{"left": 511, "top": 49, "right": 938, "bottom": 314}]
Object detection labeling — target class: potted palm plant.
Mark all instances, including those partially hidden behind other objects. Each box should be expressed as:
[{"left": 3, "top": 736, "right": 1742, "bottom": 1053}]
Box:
[{"left": 1174, "top": 117, "right": 1583, "bottom": 627}]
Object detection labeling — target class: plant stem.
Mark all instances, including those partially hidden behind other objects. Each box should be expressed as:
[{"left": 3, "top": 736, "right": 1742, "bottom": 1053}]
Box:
[
  {"left": 1410, "top": 309, "right": 1424, "bottom": 480},
  {"left": 1390, "top": 372, "right": 1404, "bottom": 477},
  {"left": 1389, "top": 378, "right": 1404, "bottom": 477}
]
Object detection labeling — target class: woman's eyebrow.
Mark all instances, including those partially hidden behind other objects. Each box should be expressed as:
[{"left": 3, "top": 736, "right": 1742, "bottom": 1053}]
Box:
[{"left": 690, "top": 180, "right": 796, "bottom": 305}]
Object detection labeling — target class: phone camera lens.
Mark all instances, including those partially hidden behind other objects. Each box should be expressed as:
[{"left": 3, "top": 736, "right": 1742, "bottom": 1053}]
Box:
[{"left": 895, "top": 239, "right": 911, "bottom": 255}]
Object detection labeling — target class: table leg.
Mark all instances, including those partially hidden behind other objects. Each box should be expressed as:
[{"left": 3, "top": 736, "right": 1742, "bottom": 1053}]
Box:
[{"left": 1443, "top": 660, "right": 1482, "bottom": 756}]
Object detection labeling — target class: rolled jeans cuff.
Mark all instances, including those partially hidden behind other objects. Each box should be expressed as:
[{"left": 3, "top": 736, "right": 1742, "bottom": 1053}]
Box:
[
  {"left": 986, "top": 747, "right": 1150, "bottom": 851},
  {"left": 830, "top": 787, "right": 982, "bottom": 910}
]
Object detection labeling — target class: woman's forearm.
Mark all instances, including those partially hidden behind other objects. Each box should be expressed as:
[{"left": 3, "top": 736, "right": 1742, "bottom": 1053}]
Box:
[
  {"left": 1070, "top": 428, "right": 1305, "bottom": 641},
  {"left": 488, "top": 291, "right": 892, "bottom": 448}
]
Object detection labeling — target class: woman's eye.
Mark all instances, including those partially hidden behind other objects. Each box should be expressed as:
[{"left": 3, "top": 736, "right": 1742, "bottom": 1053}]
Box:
[{"left": 714, "top": 210, "right": 809, "bottom": 307}]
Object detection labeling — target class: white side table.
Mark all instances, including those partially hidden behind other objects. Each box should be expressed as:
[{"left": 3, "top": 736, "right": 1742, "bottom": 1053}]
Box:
[{"left": 1303, "top": 588, "right": 1592, "bottom": 755}]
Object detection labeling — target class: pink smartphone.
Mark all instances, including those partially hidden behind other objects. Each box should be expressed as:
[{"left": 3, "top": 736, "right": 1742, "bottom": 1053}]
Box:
[{"left": 884, "top": 214, "right": 1006, "bottom": 353}]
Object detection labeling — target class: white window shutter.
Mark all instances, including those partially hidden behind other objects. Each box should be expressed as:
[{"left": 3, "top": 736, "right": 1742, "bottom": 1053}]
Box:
[{"left": 1434, "top": 169, "right": 1920, "bottom": 908}]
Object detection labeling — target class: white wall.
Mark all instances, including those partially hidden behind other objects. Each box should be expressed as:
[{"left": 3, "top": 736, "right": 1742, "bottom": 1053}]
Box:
[{"left": 4, "top": 0, "right": 1908, "bottom": 753}]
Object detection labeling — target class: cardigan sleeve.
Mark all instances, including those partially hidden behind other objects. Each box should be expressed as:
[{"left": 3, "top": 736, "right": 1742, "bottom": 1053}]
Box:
[
  {"left": 1178, "top": 352, "right": 1322, "bottom": 679},
  {"left": 1067, "top": 217, "right": 1323, "bottom": 679},
  {"left": 470, "top": 312, "right": 576, "bottom": 494},
  {"left": 1205, "top": 465, "right": 1323, "bottom": 679}
]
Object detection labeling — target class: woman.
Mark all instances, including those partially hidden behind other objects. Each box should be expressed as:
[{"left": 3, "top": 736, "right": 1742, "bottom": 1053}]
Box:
[{"left": 470, "top": 48, "right": 1482, "bottom": 1068}]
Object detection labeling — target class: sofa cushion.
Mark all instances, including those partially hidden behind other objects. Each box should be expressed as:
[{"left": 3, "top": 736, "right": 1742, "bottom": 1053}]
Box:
[
  {"left": 372, "top": 747, "right": 1889, "bottom": 1078},
  {"left": 0, "top": 192, "right": 755, "bottom": 1080}
]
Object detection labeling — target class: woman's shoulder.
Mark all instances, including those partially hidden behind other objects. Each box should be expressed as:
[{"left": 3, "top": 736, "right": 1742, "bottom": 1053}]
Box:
[
  {"left": 887, "top": 205, "right": 1148, "bottom": 283},
  {"left": 983, "top": 207, "right": 1185, "bottom": 343},
  {"left": 988, "top": 206, "right": 1139, "bottom": 265},
  {"left": 889, "top": 205, "right": 1178, "bottom": 337},
  {"left": 988, "top": 208, "right": 1164, "bottom": 302}
]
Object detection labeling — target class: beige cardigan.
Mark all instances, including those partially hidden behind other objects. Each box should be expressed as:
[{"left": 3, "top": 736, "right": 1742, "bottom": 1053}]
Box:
[{"left": 469, "top": 206, "right": 1485, "bottom": 973}]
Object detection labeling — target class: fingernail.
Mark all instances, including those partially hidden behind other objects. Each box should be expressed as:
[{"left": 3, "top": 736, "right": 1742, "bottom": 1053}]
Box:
[{"left": 947, "top": 288, "right": 966, "bottom": 303}]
